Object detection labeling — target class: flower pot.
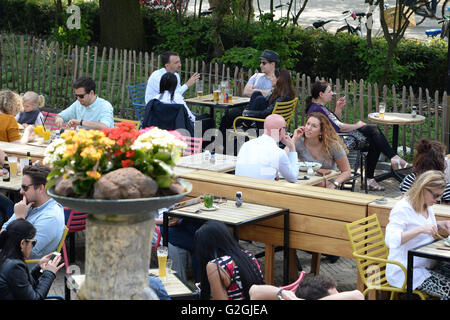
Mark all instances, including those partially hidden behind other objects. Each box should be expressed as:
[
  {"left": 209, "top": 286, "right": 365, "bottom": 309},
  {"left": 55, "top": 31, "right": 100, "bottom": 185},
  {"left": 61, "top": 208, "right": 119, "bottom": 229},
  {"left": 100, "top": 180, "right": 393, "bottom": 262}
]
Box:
[{"left": 48, "top": 179, "right": 192, "bottom": 300}]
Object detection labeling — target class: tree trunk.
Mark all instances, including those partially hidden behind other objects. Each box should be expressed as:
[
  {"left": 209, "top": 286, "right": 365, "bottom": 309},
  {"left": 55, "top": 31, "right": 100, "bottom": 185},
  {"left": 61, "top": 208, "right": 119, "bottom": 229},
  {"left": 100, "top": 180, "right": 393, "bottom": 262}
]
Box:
[
  {"left": 210, "top": 0, "right": 232, "bottom": 58},
  {"left": 99, "top": 0, "right": 145, "bottom": 51}
]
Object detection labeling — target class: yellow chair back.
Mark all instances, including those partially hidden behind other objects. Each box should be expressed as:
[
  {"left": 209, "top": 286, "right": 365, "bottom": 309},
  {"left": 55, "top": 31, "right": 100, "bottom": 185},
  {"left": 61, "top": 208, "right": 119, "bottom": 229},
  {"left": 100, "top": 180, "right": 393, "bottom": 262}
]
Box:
[
  {"left": 231, "top": 97, "right": 298, "bottom": 140},
  {"left": 345, "top": 215, "right": 427, "bottom": 300},
  {"left": 25, "top": 226, "right": 69, "bottom": 264}
]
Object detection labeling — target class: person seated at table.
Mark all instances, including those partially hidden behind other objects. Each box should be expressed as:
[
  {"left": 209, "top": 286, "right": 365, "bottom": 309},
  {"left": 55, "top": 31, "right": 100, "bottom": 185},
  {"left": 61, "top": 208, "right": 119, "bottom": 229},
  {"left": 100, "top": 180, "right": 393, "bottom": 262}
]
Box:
[
  {"left": 15, "top": 91, "right": 45, "bottom": 127},
  {"left": 2, "top": 165, "right": 65, "bottom": 260},
  {"left": 241, "top": 68, "right": 296, "bottom": 129},
  {"left": 235, "top": 114, "right": 298, "bottom": 183},
  {"left": 194, "top": 220, "right": 265, "bottom": 300},
  {"left": 0, "top": 218, "right": 65, "bottom": 300},
  {"left": 293, "top": 112, "right": 351, "bottom": 189},
  {"left": 249, "top": 274, "right": 364, "bottom": 300},
  {"left": 54, "top": 77, "right": 114, "bottom": 130},
  {"left": 385, "top": 170, "right": 450, "bottom": 300},
  {"left": 0, "top": 89, "right": 34, "bottom": 144},
  {"left": 400, "top": 139, "right": 450, "bottom": 203},
  {"left": 306, "top": 80, "right": 410, "bottom": 191}
]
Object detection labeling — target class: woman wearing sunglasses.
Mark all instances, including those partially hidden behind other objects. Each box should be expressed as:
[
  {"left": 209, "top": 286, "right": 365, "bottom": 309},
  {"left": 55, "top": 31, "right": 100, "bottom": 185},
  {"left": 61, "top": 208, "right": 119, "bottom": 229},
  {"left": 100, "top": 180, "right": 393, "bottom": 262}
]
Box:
[
  {"left": 0, "top": 219, "right": 64, "bottom": 299},
  {"left": 385, "top": 170, "right": 450, "bottom": 299}
]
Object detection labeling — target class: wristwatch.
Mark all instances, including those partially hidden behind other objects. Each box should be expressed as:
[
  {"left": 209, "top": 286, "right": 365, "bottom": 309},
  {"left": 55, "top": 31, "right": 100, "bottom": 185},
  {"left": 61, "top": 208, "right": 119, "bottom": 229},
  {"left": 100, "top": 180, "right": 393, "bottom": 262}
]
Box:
[
  {"left": 333, "top": 181, "right": 340, "bottom": 188},
  {"left": 276, "top": 288, "right": 285, "bottom": 300},
  {"left": 80, "top": 120, "right": 83, "bottom": 126}
]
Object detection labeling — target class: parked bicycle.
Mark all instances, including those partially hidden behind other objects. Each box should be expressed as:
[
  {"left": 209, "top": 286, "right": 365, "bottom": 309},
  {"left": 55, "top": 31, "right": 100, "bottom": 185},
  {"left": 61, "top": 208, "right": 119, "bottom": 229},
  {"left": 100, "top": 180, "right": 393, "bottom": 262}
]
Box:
[
  {"left": 406, "top": 0, "right": 450, "bottom": 25},
  {"left": 308, "top": 10, "right": 366, "bottom": 38}
]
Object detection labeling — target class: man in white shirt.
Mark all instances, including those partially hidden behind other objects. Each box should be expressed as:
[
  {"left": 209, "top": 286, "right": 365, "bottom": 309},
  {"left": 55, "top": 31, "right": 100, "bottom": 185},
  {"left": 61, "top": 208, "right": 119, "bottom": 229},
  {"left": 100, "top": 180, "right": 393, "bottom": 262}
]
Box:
[
  {"left": 235, "top": 114, "right": 298, "bottom": 183},
  {"left": 144, "top": 51, "right": 200, "bottom": 104}
]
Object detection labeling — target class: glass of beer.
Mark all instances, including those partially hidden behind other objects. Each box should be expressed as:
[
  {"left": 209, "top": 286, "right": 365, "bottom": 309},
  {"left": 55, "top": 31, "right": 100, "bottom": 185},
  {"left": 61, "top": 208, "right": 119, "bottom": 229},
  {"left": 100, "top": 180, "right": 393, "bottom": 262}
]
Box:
[
  {"left": 8, "top": 157, "right": 17, "bottom": 176},
  {"left": 213, "top": 85, "right": 220, "bottom": 103},
  {"left": 157, "top": 246, "right": 168, "bottom": 282},
  {"left": 228, "top": 88, "right": 233, "bottom": 102},
  {"left": 379, "top": 102, "right": 386, "bottom": 119},
  {"left": 196, "top": 80, "right": 204, "bottom": 97}
]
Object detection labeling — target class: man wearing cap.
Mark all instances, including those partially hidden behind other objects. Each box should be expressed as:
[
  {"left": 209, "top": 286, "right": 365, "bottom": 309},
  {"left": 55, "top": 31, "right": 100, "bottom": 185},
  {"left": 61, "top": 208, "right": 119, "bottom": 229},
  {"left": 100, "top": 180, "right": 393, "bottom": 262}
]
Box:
[{"left": 243, "top": 49, "right": 279, "bottom": 97}]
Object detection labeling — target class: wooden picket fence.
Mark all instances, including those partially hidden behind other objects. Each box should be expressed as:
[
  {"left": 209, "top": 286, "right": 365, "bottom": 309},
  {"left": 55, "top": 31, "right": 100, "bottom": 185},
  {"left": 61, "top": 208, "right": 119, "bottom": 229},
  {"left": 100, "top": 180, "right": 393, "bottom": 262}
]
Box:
[{"left": 0, "top": 33, "right": 448, "bottom": 154}]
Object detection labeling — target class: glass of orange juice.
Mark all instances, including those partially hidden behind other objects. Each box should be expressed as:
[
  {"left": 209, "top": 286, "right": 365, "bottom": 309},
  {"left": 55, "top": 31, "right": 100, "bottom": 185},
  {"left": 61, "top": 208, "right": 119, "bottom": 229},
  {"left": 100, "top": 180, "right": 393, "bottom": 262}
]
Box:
[{"left": 43, "top": 130, "right": 51, "bottom": 143}]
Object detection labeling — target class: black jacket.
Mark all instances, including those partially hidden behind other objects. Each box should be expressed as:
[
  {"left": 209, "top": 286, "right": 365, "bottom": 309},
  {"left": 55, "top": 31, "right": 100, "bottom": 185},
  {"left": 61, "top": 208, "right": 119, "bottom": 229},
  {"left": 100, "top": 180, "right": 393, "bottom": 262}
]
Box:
[
  {"left": 0, "top": 258, "right": 56, "bottom": 300},
  {"left": 142, "top": 99, "right": 194, "bottom": 137}
]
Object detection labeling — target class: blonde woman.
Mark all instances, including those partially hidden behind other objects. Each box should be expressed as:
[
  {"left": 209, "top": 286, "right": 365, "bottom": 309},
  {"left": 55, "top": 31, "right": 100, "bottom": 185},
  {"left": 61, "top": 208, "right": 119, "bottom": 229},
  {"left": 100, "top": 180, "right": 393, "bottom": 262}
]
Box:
[
  {"left": 0, "top": 89, "right": 33, "bottom": 144},
  {"left": 385, "top": 170, "right": 450, "bottom": 299},
  {"left": 292, "top": 112, "right": 351, "bottom": 189},
  {"left": 16, "top": 91, "right": 45, "bottom": 127}
]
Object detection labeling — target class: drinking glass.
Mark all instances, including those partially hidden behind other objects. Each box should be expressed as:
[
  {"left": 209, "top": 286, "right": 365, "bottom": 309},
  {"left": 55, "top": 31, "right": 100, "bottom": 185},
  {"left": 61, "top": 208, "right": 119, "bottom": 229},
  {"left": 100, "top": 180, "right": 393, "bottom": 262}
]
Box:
[
  {"left": 196, "top": 80, "right": 204, "bottom": 97},
  {"left": 166, "top": 258, "right": 173, "bottom": 275},
  {"left": 213, "top": 85, "right": 220, "bottom": 103},
  {"left": 203, "top": 194, "right": 214, "bottom": 208},
  {"left": 157, "top": 246, "right": 168, "bottom": 282},
  {"left": 8, "top": 157, "right": 17, "bottom": 176},
  {"left": 379, "top": 103, "right": 386, "bottom": 119}
]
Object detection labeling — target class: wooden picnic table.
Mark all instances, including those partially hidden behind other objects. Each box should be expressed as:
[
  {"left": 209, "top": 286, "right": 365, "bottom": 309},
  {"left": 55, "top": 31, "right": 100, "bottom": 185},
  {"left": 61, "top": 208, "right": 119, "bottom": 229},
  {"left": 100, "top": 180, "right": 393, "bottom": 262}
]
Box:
[
  {"left": 176, "top": 152, "right": 236, "bottom": 172},
  {"left": 0, "top": 174, "right": 22, "bottom": 192},
  {"left": 0, "top": 141, "right": 46, "bottom": 162},
  {"left": 166, "top": 198, "right": 290, "bottom": 285}
]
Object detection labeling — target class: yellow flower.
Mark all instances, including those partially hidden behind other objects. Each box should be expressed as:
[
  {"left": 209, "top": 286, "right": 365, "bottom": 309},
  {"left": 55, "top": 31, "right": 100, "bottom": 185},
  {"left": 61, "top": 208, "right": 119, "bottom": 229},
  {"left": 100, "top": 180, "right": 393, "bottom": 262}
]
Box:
[
  {"left": 81, "top": 146, "right": 103, "bottom": 161},
  {"left": 86, "top": 171, "right": 101, "bottom": 179},
  {"left": 63, "top": 144, "right": 78, "bottom": 158}
]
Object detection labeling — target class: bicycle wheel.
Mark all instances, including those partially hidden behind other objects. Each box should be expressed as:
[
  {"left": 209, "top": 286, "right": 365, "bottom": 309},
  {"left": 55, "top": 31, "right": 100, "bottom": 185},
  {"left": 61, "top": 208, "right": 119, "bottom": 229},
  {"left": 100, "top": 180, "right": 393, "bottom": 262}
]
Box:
[{"left": 336, "top": 25, "right": 352, "bottom": 35}]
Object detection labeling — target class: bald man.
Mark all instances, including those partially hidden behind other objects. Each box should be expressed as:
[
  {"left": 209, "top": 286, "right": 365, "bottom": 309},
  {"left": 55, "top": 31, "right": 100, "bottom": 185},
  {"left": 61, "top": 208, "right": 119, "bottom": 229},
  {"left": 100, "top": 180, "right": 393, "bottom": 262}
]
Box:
[{"left": 235, "top": 114, "right": 298, "bottom": 182}]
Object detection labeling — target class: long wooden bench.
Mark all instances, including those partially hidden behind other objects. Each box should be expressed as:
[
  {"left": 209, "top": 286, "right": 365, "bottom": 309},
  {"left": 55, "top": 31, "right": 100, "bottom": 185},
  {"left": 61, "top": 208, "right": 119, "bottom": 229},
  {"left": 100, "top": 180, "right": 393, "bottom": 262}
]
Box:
[{"left": 177, "top": 169, "right": 379, "bottom": 285}]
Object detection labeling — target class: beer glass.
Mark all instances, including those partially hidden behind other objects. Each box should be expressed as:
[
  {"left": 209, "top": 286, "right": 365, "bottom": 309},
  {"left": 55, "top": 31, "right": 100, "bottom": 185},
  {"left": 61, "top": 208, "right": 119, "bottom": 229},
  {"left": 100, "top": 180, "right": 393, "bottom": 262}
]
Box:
[
  {"left": 8, "top": 157, "right": 17, "bottom": 176},
  {"left": 196, "top": 80, "right": 204, "bottom": 97},
  {"left": 379, "top": 102, "right": 386, "bottom": 119},
  {"left": 157, "top": 246, "right": 168, "bottom": 282},
  {"left": 213, "top": 85, "right": 220, "bottom": 103}
]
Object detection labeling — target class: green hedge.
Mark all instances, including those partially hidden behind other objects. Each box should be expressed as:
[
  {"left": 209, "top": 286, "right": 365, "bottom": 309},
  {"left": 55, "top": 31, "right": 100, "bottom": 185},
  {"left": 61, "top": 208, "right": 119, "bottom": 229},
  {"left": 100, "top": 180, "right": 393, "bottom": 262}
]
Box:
[{"left": 0, "top": 0, "right": 447, "bottom": 93}]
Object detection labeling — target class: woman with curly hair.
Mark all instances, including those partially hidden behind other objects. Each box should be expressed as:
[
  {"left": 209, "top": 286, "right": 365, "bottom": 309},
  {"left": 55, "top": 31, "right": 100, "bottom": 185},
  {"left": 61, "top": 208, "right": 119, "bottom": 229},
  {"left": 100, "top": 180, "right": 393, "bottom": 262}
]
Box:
[
  {"left": 306, "top": 80, "right": 410, "bottom": 191},
  {"left": 0, "top": 89, "right": 34, "bottom": 144},
  {"left": 293, "top": 112, "right": 351, "bottom": 189},
  {"left": 400, "top": 139, "right": 450, "bottom": 202}
]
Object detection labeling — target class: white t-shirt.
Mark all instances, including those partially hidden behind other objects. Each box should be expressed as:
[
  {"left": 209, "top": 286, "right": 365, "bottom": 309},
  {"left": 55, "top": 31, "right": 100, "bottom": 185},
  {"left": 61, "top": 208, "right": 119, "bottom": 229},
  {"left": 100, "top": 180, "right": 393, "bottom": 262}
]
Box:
[
  {"left": 385, "top": 197, "right": 437, "bottom": 289},
  {"left": 235, "top": 134, "right": 298, "bottom": 183},
  {"left": 145, "top": 68, "right": 188, "bottom": 104}
]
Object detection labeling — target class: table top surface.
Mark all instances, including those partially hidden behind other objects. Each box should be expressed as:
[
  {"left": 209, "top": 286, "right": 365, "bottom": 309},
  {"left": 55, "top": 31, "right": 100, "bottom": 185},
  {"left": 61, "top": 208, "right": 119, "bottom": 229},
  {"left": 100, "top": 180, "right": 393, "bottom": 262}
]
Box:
[
  {"left": 169, "top": 199, "right": 286, "bottom": 225},
  {"left": 0, "top": 141, "right": 46, "bottom": 157},
  {"left": 185, "top": 94, "right": 250, "bottom": 107},
  {"left": 0, "top": 174, "right": 22, "bottom": 191},
  {"left": 67, "top": 268, "right": 194, "bottom": 298},
  {"left": 368, "top": 112, "right": 426, "bottom": 125},
  {"left": 293, "top": 170, "right": 340, "bottom": 186},
  {"left": 368, "top": 197, "right": 450, "bottom": 217},
  {"left": 176, "top": 152, "right": 237, "bottom": 172},
  {"left": 412, "top": 239, "right": 450, "bottom": 259}
]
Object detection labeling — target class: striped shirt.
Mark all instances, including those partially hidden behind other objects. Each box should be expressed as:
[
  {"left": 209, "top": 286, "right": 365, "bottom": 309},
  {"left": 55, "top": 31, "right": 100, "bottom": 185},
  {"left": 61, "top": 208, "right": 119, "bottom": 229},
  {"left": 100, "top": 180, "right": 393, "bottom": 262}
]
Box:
[
  {"left": 400, "top": 172, "right": 450, "bottom": 201},
  {"left": 210, "top": 250, "right": 262, "bottom": 300}
]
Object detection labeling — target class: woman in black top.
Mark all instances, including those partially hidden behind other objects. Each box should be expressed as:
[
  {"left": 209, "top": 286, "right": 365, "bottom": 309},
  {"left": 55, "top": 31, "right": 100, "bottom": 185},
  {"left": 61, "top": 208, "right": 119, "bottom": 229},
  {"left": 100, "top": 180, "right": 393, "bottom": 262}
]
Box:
[{"left": 0, "top": 219, "right": 64, "bottom": 300}]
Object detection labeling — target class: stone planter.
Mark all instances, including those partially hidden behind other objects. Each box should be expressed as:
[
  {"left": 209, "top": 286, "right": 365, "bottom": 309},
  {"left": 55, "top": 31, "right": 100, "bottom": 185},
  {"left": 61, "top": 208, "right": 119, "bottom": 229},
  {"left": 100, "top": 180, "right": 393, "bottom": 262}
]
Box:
[{"left": 48, "top": 179, "right": 192, "bottom": 300}]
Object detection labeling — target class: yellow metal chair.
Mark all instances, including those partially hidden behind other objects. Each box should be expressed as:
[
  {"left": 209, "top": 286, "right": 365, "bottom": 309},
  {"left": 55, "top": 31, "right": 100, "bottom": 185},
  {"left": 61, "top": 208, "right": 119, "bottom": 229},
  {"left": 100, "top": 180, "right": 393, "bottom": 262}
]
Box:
[
  {"left": 25, "top": 226, "right": 69, "bottom": 264},
  {"left": 345, "top": 214, "right": 427, "bottom": 300},
  {"left": 113, "top": 117, "right": 141, "bottom": 130},
  {"left": 231, "top": 97, "right": 298, "bottom": 140}
]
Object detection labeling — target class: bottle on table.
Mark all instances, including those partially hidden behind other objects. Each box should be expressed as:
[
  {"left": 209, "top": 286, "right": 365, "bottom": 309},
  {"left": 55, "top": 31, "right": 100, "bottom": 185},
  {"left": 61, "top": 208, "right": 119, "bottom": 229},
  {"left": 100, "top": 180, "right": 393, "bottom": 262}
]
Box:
[
  {"left": 2, "top": 157, "right": 10, "bottom": 182},
  {"left": 411, "top": 105, "right": 417, "bottom": 118},
  {"left": 27, "top": 152, "right": 32, "bottom": 166}
]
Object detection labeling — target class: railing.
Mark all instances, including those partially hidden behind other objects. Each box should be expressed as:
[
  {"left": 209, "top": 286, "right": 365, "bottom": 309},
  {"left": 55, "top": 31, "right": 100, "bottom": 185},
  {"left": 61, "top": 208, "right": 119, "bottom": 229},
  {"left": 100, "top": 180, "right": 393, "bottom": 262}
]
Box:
[{"left": 0, "top": 33, "right": 447, "bottom": 153}]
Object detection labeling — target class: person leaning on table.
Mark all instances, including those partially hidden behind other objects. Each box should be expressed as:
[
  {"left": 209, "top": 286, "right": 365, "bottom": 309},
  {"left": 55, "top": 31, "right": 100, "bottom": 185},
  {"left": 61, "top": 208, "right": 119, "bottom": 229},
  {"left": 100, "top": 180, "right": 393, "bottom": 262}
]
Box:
[
  {"left": 385, "top": 170, "right": 450, "bottom": 300},
  {"left": 235, "top": 114, "right": 298, "bottom": 183},
  {"left": 0, "top": 219, "right": 64, "bottom": 300},
  {"left": 54, "top": 77, "right": 114, "bottom": 130}
]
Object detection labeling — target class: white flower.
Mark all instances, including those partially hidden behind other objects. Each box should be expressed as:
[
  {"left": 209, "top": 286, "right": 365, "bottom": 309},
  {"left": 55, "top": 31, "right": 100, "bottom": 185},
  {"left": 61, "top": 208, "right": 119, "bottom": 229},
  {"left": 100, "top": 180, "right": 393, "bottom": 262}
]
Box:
[
  {"left": 131, "top": 127, "right": 187, "bottom": 152},
  {"left": 43, "top": 138, "right": 67, "bottom": 166}
]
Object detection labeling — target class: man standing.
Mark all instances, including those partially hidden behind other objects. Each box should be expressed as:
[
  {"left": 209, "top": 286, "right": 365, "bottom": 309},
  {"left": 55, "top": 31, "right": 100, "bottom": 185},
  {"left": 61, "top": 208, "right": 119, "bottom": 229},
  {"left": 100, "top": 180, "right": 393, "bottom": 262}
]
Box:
[
  {"left": 144, "top": 51, "right": 200, "bottom": 104},
  {"left": 55, "top": 77, "right": 114, "bottom": 130},
  {"left": 2, "top": 165, "right": 65, "bottom": 260},
  {"left": 235, "top": 114, "right": 298, "bottom": 183},
  {"left": 243, "top": 49, "right": 279, "bottom": 97}
]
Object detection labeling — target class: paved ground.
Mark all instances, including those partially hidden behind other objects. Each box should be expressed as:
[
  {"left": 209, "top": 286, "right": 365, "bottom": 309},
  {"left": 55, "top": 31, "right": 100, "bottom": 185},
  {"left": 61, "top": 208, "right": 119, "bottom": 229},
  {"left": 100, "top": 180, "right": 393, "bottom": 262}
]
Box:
[{"left": 49, "top": 165, "right": 403, "bottom": 299}]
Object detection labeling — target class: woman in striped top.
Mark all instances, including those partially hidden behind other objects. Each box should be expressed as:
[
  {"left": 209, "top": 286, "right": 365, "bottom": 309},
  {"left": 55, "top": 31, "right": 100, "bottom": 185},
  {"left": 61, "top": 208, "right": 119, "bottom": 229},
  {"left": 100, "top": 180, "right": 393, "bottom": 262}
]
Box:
[
  {"left": 400, "top": 139, "right": 450, "bottom": 202},
  {"left": 194, "top": 221, "right": 264, "bottom": 300}
]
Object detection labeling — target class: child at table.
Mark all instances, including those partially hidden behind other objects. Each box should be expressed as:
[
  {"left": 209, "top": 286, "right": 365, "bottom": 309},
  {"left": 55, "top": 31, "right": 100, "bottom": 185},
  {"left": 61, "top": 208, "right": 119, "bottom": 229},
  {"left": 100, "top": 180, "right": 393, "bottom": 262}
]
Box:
[
  {"left": 0, "top": 89, "right": 33, "bottom": 144},
  {"left": 15, "top": 91, "right": 44, "bottom": 127},
  {"left": 385, "top": 170, "right": 450, "bottom": 299}
]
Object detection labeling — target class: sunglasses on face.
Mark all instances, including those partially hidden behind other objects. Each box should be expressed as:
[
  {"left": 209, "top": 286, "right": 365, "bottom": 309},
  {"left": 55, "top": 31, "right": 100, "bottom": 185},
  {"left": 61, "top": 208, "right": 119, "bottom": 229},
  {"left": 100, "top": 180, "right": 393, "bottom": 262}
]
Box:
[
  {"left": 428, "top": 189, "right": 443, "bottom": 199},
  {"left": 74, "top": 93, "right": 88, "bottom": 99},
  {"left": 21, "top": 183, "right": 35, "bottom": 192},
  {"left": 260, "top": 61, "right": 270, "bottom": 65},
  {"left": 25, "top": 239, "right": 37, "bottom": 247}
]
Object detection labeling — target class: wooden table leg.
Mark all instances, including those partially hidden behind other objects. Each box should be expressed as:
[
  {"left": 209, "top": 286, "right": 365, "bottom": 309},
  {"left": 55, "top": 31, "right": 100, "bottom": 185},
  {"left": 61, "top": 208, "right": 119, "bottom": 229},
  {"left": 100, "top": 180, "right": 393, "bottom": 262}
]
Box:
[
  {"left": 310, "top": 252, "right": 321, "bottom": 275},
  {"left": 264, "top": 244, "right": 275, "bottom": 285}
]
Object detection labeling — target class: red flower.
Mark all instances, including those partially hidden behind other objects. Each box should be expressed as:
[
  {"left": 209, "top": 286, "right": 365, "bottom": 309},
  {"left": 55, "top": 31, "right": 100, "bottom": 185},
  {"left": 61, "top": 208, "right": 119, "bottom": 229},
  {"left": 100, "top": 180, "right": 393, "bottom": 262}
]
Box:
[
  {"left": 121, "top": 159, "right": 134, "bottom": 167},
  {"left": 126, "top": 150, "right": 135, "bottom": 158}
]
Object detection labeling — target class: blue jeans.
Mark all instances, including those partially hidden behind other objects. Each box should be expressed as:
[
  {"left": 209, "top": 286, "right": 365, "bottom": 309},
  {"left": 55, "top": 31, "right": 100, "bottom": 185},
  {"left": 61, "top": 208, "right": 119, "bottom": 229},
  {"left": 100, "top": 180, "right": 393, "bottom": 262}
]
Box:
[{"left": 149, "top": 275, "right": 171, "bottom": 300}]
